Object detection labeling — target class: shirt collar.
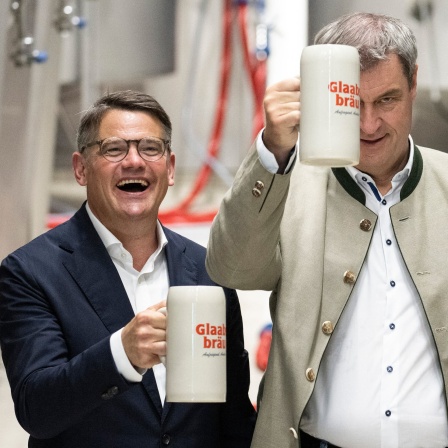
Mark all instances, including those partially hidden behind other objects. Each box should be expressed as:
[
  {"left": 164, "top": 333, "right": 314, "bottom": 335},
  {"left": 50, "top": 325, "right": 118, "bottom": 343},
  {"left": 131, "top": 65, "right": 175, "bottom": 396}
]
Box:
[
  {"left": 85, "top": 203, "right": 168, "bottom": 263},
  {"left": 346, "top": 136, "right": 414, "bottom": 193}
]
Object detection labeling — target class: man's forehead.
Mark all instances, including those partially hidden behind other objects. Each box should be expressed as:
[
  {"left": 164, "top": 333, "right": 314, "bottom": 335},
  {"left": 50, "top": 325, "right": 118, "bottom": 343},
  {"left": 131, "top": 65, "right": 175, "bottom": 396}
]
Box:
[
  {"left": 359, "top": 55, "right": 409, "bottom": 99},
  {"left": 98, "top": 109, "right": 163, "bottom": 135}
]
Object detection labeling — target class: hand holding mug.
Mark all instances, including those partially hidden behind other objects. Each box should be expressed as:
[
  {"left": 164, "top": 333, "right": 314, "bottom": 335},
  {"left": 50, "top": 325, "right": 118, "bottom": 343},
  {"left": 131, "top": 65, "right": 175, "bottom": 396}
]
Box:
[
  {"left": 262, "top": 77, "right": 301, "bottom": 170},
  {"left": 121, "top": 301, "right": 167, "bottom": 370}
]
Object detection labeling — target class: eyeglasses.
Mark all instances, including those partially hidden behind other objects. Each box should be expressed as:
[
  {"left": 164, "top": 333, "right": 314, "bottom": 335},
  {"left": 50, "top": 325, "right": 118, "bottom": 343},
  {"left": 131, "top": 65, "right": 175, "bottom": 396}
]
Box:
[{"left": 81, "top": 136, "right": 170, "bottom": 162}]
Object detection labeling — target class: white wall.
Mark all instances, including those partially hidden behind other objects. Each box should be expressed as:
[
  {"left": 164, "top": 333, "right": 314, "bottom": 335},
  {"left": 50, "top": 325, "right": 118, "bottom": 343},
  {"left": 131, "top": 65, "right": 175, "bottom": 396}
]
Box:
[{"left": 0, "top": 0, "right": 61, "bottom": 260}]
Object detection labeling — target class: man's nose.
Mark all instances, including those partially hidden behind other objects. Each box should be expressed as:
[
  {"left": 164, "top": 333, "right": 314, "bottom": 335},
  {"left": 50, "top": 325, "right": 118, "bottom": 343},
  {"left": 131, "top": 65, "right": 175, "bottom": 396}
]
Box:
[
  {"left": 122, "top": 142, "right": 145, "bottom": 165},
  {"left": 360, "top": 105, "right": 381, "bottom": 135}
]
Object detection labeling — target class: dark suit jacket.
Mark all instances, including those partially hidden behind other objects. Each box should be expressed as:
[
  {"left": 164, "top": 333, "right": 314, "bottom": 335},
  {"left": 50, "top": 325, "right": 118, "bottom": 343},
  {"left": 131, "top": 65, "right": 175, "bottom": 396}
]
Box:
[{"left": 0, "top": 204, "right": 256, "bottom": 447}]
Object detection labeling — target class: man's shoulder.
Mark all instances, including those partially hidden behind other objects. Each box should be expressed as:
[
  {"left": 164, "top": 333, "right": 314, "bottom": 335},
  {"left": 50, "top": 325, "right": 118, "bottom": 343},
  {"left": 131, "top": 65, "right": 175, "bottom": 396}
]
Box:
[
  {"left": 163, "top": 226, "right": 206, "bottom": 255},
  {"left": 417, "top": 145, "right": 448, "bottom": 181},
  {"left": 418, "top": 145, "right": 448, "bottom": 163},
  {"left": 2, "top": 207, "right": 86, "bottom": 265},
  {"left": 411, "top": 146, "right": 448, "bottom": 199}
]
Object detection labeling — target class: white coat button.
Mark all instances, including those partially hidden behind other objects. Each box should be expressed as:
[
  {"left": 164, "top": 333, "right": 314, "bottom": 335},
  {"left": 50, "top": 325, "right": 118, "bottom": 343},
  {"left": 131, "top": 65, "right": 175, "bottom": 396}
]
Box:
[
  {"left": 322, "top": 321, "right": 334, "bottom": 335},
  {"left": 252, "top": 187, "right": 262, "bottom": 197},
  {"left": 305, "top": 368, "right": 315, "bottom": 382},
  {"left": 343, "top": 270, "right": 356, "bottom": 284},
  {"left": 252, "top": 180, "right": 265, "bottom": 197},
  {"left": 360, "top": 219, "right": 372, "bottom": 231}
]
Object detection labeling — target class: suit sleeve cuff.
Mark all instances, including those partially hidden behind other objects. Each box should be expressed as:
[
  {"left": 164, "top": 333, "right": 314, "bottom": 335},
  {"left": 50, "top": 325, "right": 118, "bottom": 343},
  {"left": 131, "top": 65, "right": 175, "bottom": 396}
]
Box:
[
  {"left": 110, "top": 329, "right": 146, "bottom": 383},
  {"left": 256, "top": 129, "right": 297, "bottom": 174}
]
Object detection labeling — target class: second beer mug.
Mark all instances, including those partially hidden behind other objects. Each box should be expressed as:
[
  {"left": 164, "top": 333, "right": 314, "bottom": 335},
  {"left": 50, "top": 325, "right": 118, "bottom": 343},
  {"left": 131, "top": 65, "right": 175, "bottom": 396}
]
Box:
[
  {"left": 164, "top": 285, "right": 226, "bottom": 403},
  {"left": 299, "top": 44, "right": 360, "bottom": 167}
]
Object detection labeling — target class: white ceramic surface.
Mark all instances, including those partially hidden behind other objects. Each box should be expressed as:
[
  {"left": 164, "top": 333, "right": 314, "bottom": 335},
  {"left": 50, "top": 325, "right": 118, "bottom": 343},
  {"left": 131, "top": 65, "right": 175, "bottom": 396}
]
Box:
[
  {"left": 299, "top": 44, "right": 360, "bottom": 167},
  {"left": 165, "top": 285, "right": 226, "bottom": 402}
]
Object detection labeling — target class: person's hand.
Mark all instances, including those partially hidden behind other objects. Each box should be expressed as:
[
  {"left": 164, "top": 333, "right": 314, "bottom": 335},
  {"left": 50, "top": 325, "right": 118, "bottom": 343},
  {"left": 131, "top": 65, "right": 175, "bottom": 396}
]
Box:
[
  {"left": 121, "top": 300, "right": 167, "bottom": 370},
  {"left": 262, "top": 77, "right": 300, "bottom": 171}
]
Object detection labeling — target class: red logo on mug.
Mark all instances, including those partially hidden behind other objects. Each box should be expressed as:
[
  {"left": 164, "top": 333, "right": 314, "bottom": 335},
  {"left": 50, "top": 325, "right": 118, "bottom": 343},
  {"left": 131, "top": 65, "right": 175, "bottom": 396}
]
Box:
[
  {"left": 328, "top": 81, "right": 360, "bottom": 109},
  {"left": 196, "top": 323, "right": 227, "bottom": 349}
]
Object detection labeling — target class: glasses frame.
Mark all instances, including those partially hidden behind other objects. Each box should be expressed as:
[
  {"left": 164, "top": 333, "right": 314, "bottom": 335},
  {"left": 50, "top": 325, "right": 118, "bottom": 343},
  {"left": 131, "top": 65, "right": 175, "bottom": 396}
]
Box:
[{"left": 81, "top": 136, "right": 170, "bottom": 163}]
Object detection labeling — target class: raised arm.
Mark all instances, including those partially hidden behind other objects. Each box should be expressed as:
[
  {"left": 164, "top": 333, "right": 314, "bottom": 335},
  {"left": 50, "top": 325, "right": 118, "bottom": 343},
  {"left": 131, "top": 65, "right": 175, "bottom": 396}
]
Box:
[{"left": 206, "top": 78, "right": 300, "bottom": 291}]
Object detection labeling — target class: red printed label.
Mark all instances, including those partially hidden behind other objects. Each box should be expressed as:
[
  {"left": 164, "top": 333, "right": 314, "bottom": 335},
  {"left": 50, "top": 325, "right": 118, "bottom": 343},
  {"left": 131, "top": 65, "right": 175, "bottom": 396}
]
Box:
[
  {"left": 328, "top": 81, "right": 360, "bottom": 109},
  {"left": 196, "top": 323, "right": 227, "bottom": 349}
]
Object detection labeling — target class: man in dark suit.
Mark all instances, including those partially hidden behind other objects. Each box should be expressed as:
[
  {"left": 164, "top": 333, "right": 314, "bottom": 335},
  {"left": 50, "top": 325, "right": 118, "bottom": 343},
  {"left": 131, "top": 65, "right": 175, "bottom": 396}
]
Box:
[{"left": 0, "top": 90, "right": 256, "bottom": 447}]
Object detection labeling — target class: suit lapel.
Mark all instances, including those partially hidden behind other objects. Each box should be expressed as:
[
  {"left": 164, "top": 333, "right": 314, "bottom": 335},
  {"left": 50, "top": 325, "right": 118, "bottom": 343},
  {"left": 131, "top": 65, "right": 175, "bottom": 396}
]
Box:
[
  {"left": 164, "top": 226, "right": 199, "bottom": 287},
  {"left": 62, "top": 208, "right": 164, "bottom": 414},
  {"left": 60, "top": 206, "right": 134, "bottom": 333},
  {"left": 60, "top": 210, "right": 199, "bottom": 418}
]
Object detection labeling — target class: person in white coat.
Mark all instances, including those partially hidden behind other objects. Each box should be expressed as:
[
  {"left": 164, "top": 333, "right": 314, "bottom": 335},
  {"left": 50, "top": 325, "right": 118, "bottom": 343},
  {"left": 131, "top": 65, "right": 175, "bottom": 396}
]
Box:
[{"left": 207, "top": 12, "right": 448, "bottom": 448}]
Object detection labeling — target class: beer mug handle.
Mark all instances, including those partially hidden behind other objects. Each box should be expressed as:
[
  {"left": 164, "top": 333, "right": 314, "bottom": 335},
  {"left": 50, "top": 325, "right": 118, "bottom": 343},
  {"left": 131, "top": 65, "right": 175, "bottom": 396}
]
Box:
[{"left": 158, "top": 307, "right": 167, "bottom": 366}]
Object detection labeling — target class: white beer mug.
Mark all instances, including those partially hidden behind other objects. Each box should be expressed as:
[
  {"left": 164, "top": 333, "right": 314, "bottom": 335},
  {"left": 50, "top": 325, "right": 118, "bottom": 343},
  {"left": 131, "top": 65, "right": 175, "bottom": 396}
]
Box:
[
  {"left": 299, "top": 44, "right": 360, "bottom": 167},
  {"left": 165, "top": 285, "right": 226, "bottom": 403}
]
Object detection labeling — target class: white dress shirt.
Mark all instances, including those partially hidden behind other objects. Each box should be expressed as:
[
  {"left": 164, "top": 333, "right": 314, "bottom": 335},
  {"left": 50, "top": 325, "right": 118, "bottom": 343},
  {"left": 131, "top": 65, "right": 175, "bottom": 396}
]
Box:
[
  {"left": 86, "top": 204, "right": 169, "bottom": 404},
  {"left": 257, "top": 134, "right": 448, "bottom": 447}
]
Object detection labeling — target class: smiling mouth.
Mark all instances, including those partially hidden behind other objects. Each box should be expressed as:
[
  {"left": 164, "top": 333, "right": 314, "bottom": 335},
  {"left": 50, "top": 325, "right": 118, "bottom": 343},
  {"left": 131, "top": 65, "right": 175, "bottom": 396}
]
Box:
[
  {"left": 361, "top": 136, "right": 384, "bottom": 145},
  {"left": 117, "top": 179, "right": 149, "bottom": 192}
]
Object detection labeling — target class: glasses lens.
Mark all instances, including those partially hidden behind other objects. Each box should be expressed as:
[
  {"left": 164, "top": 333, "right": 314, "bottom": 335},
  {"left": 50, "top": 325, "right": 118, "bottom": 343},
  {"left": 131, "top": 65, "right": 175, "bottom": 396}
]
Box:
[
  {"left": 100, "top": 138, "right": 128, "bottom": 162},
  {"left": 138, "top": 137, "right": 165, "bottom": 161}
]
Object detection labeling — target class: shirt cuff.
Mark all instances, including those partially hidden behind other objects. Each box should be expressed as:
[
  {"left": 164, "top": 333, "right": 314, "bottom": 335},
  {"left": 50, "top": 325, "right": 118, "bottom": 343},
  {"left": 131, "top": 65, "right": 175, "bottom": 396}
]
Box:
[
  {"left": 110, "top": 329, "right": 146, "bottom": 383},
  {"left": 256, "top": 129, "right": 298, "bottom": 174}
]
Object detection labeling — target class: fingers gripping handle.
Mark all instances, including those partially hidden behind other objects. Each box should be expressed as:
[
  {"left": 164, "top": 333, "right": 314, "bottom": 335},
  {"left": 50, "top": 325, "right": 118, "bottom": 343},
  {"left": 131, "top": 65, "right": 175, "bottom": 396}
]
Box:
[{"left": 158, "top": 307, "right": 167, "bottom": 366}]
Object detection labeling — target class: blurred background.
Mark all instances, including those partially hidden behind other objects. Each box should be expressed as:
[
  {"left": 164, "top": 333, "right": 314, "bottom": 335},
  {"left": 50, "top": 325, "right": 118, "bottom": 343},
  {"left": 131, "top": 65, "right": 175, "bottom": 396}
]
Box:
[{"left": 0, "top": 0, "right": 447, "bottom": 445}]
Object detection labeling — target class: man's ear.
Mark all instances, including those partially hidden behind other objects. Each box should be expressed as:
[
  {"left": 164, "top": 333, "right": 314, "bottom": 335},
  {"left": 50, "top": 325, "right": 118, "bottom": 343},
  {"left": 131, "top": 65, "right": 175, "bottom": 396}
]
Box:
[
  {"left": 72, "top": 152, "right": 88, "bottom": 186},
  {"left": 167, "top": 151, "right": 176, "bottom": 187}
]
